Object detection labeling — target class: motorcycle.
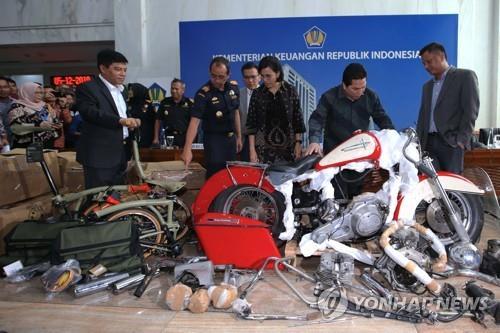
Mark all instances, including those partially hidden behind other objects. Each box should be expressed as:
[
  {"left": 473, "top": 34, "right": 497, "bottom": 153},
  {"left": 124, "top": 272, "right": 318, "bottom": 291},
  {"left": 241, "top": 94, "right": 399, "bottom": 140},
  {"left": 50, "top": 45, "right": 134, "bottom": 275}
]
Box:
[{"left": 193, "top": 129, "right": 487, "bottom": 293}]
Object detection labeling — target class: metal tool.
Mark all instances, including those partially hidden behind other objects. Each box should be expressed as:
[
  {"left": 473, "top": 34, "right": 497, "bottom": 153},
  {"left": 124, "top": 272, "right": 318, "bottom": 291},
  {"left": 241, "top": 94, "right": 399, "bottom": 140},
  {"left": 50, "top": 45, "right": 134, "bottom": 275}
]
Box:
[
  {"left": 111, "top": 273, "right": 145, "bottom": 294},
  {"left": 73, "top": 273, "right": 130, "bottom": 297}
]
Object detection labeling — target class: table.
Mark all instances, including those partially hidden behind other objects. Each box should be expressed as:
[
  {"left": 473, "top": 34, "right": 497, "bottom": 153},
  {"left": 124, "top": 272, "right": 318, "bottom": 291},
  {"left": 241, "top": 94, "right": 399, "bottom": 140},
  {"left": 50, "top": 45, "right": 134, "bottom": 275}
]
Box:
[
  {"left": 139, "top": 148, "right": 205, "bottom": 166},
  {"left": 139, "top": 148, "right": 500, "bottom": 196}
]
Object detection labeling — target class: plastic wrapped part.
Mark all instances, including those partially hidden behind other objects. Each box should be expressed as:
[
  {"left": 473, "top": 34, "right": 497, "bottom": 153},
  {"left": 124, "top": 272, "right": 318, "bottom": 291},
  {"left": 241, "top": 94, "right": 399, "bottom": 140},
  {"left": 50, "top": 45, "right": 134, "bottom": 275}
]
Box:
[
  {"left": 174, "top": 261, "right": 214, "bottom": 287},
  {"left": 6, "top": 261, "right": 51, "bottom": 283},
  {"left": 111, "top": 273, "right": 145, "bottom": 294},
  {"left": 208, "top": 283, "right": 238, "bottom": 309},
  {"left": 275, "top": 130, "right": 419, "bottom": 241},
  {"left": 41, "top": 259, "right": 82, "bottom": 293},
  {"left": 299, "top": 233, "right": 375, "bottom": 265},
  {"left": 165, "top": 283, "right": 193, "bottom": 311},
  {"left": 188, "top": 288, "right": 210, "bottom": 313},
  {"left": 152, "top": 170, "right": 191, "bottom": 183},
  {"left": 73, "top": 273, "right": 130, "bottom": 298}
]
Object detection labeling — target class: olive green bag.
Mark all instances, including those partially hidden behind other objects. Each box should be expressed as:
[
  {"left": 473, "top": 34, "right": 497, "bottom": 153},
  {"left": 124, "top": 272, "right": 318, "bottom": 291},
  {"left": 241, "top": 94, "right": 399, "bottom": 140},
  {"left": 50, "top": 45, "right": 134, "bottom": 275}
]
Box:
[
  {"left": 51, "top": 220, "right": 144, "bottom": 273},
  {"left": 0, "top": 220, "right": 79, "bottom": 267}
]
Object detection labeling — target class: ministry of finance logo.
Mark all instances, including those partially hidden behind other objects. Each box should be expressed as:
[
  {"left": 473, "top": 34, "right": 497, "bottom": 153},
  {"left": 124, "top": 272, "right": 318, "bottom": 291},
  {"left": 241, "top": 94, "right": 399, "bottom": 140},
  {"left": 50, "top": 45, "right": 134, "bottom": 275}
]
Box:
[{"left": 303, "top": 26, "right": 327, "bottom": 49}]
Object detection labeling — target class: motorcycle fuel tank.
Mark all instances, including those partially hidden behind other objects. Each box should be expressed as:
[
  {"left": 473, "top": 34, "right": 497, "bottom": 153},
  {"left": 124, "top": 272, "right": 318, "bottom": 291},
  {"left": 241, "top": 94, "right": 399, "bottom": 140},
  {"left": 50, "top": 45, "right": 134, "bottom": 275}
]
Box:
[
  {"left": 194, "top": 213, "right": 280, "bottom": 269},
  {"left": 316, "top": 131, "right": 381, "bottom": 170}
]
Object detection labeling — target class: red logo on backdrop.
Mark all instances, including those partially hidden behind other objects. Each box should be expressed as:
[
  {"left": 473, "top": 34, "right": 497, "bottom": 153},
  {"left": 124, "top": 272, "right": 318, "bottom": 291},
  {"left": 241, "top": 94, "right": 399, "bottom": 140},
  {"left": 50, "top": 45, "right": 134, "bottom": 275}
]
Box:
[{"left": 51, "top": 75, "right": 94, "bottom": 86}]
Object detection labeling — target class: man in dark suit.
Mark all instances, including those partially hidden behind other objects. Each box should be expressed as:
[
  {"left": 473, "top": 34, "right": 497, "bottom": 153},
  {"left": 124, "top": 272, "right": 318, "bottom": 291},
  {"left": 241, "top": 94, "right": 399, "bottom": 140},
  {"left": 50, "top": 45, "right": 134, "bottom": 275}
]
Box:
[
  {"left": 417, "top": 42, "right": 480, "bottom": 174},
  {"left": 239, "top": 62, "right": 260, "bottom": 161},
  {"left": 76, "top": 49, "right": 141, "bottom": 188}
]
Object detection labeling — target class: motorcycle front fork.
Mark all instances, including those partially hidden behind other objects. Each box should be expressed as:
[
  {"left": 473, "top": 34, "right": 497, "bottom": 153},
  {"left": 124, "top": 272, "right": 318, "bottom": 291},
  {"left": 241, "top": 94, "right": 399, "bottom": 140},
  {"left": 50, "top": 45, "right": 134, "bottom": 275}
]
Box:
[{"left": 421, "top": 157, "right": 481, "bottom": 269}]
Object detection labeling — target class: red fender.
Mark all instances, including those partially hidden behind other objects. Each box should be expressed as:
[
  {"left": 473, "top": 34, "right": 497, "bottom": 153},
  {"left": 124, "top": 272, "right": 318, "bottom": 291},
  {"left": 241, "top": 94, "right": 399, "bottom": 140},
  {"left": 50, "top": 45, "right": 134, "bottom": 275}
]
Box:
[{"left": 192, "top": 165, "right": 277, "bottom": 223}]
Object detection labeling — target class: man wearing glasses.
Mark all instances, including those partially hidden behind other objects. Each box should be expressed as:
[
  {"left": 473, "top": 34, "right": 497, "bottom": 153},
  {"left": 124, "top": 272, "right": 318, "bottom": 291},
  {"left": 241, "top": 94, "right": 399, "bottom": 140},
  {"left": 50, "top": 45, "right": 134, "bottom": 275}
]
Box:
[
  {"left": 239, "top": 62, "right": 261, "bottom": 161},
  {"left": 181, "top": 57, "right": 242, "bottom": 178}
]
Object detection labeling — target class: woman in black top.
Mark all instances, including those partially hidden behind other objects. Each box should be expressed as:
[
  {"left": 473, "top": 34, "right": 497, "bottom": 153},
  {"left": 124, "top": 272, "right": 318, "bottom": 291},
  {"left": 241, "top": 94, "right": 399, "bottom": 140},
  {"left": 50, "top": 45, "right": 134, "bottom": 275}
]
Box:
[{"left": 246, "top": 56, "right": 305, "bottom": 164}]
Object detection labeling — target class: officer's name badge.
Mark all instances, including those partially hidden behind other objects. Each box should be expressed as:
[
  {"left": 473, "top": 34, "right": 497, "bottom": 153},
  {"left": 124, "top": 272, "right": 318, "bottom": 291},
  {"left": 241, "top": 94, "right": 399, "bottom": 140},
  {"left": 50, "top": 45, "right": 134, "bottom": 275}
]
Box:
[{"left": 211, "top": 97, "right": 219, "bottom": 104}]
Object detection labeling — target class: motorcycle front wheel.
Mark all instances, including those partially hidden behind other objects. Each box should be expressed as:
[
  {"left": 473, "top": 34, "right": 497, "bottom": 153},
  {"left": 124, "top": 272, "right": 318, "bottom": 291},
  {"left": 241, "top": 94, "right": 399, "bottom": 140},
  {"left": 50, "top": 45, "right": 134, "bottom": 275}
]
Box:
[
  {"left": 415, "top": 191, "right": 484, "bottom": 245},
  {"left": 210, "top": 185, "right": 286, "bottom": 239}
]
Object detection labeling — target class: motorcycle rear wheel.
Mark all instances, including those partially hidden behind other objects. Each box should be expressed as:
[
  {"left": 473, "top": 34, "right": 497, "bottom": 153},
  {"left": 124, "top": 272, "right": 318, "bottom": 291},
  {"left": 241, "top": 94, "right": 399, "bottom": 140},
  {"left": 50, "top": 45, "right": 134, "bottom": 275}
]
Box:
[{"left": 210, "top": 185, "right": 285, "bottom": 239}]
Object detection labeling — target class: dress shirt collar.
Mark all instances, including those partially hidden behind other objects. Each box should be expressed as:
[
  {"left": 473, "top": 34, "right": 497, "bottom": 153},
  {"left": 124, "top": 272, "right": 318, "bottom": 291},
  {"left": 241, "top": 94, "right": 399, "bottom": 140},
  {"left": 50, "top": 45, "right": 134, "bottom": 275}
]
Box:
[
  {"left": 433, "top": 66, "right": 451, "bottom": 83},
  {"left": 99, "top": 74, "right": 125, "bottom": 92}
]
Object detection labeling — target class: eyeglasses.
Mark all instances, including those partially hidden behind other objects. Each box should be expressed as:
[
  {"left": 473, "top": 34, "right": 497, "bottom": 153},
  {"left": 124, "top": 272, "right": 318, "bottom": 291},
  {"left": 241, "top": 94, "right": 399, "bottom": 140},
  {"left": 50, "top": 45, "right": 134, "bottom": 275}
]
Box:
[
  {"left": 244, "top": 75, "right": 259, "bottom": 80},
  {"left": 210, "top": 73, "right": 227, "bottom": 80}
]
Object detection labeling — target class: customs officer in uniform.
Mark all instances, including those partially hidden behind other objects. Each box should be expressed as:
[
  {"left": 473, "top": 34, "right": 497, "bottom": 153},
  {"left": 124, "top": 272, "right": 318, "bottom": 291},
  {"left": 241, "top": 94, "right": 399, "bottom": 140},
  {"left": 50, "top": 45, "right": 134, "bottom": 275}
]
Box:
[
  {"left": 153, "top": 78, "right": 193, "bottom": 148},
  {"left": 181, "top": 57, "right": 242, "bottom": 178}
]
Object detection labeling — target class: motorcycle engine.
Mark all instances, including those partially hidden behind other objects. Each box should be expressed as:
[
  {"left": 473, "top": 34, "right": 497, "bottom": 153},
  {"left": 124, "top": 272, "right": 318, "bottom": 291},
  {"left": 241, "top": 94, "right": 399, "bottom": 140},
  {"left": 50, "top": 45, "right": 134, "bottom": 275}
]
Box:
[
  {"left": 311, "top": 193, "right": 387, "bottom": 243},
  {"left": 375, "top": 228, "right": 431, "bottom": 293}
]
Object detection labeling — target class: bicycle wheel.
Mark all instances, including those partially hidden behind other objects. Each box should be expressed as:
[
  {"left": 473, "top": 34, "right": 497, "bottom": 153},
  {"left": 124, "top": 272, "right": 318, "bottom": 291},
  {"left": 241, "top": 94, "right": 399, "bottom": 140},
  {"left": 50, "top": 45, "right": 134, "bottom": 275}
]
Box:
[{"left": 107, "top": 208, "right": 163, "bottom": 257}]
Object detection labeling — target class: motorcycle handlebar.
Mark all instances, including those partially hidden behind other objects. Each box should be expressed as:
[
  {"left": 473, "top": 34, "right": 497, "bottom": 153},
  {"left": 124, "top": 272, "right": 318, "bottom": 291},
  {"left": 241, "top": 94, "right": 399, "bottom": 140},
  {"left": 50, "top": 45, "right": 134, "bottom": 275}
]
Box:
[{"left": 402, "top": 128, "right": 420, "bottom": 166}]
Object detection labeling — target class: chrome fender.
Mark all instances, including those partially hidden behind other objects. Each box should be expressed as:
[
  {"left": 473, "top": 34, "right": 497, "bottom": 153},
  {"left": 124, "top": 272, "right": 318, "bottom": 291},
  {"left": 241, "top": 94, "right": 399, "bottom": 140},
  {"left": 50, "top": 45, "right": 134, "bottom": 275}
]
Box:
[{"left": 394, "top": 173, "right": 484, "bottom": 222}]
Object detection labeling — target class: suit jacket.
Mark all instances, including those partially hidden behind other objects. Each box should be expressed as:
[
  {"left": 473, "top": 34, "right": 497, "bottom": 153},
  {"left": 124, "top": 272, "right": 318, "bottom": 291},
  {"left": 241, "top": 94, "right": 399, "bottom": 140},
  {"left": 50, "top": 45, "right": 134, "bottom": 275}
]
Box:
[
  {"left": 239, "top": 87, "right": 252, "bottom": 136},
  {"left": 76, "top": 78, "right": 129, "bottom": 168},
  {"left": 417, "top": 67, "right": 479, "bottom": 150}
]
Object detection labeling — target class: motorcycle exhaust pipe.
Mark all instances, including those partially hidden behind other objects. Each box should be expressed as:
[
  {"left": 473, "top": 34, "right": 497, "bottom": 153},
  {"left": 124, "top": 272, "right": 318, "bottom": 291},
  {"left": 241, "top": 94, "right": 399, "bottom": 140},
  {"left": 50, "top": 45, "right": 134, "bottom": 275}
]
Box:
[
  {"left": 379, "top": 220, "right": 442, "bottom": 295},
  {"left": 73, "top": 273, "right": 130, "bottom": 298},
  {"left": 359, "top": 272, "right": 393, "bottom": 303}
]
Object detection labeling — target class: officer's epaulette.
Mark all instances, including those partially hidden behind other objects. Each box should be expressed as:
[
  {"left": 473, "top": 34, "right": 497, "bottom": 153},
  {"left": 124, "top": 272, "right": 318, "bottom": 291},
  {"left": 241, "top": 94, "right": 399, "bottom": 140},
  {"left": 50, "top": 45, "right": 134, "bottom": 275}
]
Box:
[
  {"left": 230, "top": 80, "right": 238, "bottom": 86},
  {"left": 189, "top": 98, "right": 194, "bottom": 103},
  {"left": 201, "top": 85, "right": 210, "bottom": 92}
]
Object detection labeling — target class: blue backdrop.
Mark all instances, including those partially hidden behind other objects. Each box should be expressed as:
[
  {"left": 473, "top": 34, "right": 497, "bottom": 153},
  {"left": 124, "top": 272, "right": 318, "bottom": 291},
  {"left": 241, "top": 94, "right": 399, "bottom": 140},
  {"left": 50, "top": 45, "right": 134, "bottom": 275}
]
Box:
[{"left": 180, "top": 14, "right": 457, "bottom": 133}]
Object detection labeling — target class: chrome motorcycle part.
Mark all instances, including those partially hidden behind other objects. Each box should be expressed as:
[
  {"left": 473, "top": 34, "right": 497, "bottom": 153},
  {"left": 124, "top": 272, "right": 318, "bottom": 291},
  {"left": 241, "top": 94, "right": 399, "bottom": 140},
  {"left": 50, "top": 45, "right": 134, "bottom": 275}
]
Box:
[
  {"left": 434, "top": 269, "right": 500, "bottom": 287},
  {"left": 415, "top": 191, "right": 484, "bottom": 246},
  {"left": 359, "top": 272, "right": 394, "bottom": 303},
  {"left": 376, "top": 224, "right": 435, "bottom": 294},
  {"left": 311, "top": 193, "right": 386, "bottom": 243},
  {"left": 317, "top": 198, "right": 339, "bottom": 221},
  {"left": 448, "top": 242, "right": 482, "bottom": 270},
  {"left": 314, "top": 252, "right": 355, "bottom": 291}
]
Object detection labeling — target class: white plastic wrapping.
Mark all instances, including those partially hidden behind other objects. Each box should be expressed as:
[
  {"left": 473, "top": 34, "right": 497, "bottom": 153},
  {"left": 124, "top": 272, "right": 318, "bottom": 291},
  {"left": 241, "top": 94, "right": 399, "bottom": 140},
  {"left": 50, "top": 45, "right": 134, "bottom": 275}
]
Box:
[
  {"left": 299, "top": 233, "right": 375, "bottom": 265},
  {"left": 271, "top": 130, "right": 419, "bottom": 252}
]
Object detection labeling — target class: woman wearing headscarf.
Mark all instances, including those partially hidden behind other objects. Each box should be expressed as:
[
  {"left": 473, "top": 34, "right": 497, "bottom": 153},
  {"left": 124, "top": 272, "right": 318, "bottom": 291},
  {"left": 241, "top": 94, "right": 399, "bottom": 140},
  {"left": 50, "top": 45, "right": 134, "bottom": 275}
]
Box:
[
  {"left": 8, "top": 82, "right": 61, "bottom": 149},
  {"left": 127, "top": 83, "right": 156, "bottom": 148},
  {"left": 246, "top": 56, "right": 306, "bottom": 164}
]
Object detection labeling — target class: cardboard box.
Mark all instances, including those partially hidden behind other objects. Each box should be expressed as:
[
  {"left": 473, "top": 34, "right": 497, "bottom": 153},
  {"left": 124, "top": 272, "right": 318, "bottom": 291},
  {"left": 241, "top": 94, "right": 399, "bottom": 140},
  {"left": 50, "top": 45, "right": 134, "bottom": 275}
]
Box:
[
  {"left": 129, "top": 161, "right": 206, "bottom": 190},
  {"left": 0, "top": 150, "right": 62, "bottom": 207},
  {"left": 0, "top": 193, "right": 55, "bottom": 255},
  {"left": 57, "top": 151, "right": 85, "bottom": 193}
]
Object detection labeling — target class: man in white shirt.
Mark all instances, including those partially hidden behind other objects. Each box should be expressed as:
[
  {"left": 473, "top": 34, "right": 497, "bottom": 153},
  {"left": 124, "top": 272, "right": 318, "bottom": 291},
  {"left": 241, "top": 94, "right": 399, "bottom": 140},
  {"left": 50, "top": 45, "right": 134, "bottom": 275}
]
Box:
[
  {"left": 239, "top": 62, "right": 260, "bottom": 161},
  {"left": 75, "top": 49, "right": 141, "bottom": 188}
]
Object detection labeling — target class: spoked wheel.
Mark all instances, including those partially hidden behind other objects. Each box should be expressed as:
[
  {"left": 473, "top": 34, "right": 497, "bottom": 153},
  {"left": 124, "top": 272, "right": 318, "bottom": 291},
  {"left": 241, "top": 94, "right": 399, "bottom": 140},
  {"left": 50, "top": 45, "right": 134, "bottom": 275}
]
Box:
[
  {"left": 210, "top": 185, "right": 285, "bottom": 238},
  {"left": 107, "top": 208, "right": 163, "bottom": 257},
  {"left": 415, "top": 191, "right": 484, "bottom": 245}
]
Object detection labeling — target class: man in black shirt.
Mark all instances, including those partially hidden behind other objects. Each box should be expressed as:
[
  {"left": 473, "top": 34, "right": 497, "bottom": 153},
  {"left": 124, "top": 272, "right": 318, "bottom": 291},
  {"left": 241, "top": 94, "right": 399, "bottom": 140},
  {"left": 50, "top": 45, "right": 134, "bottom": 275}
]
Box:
[
  {"left": 305, "top": 63, "right": 394, "bottom": 198},
  {"left": 153, "top": 78, "right": 193, "bottom": 148}
]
